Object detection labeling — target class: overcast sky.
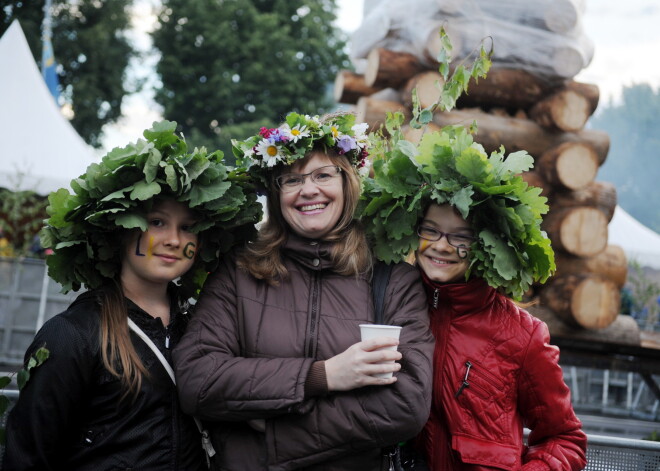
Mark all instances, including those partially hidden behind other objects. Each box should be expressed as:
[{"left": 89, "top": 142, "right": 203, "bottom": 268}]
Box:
[{"left": 100, "top": 0, "right": 660, "bottom": 153}]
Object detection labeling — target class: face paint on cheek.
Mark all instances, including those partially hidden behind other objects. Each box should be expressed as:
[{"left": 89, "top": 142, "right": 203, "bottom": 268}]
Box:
[
  {"left": 419, "top": 239, "right": 431, "bottom": 252},
  {"left": 147, "top": 236, "right": 154, "bottom": 258},
  {"left": 135, "top": 233, "right": 145, "bottom": 257},
  {"left": 183, "top": 242, "right": 196, "bottom": 260},
  {"left": 457, "top": 247, "right": 469, "bottom": 259}
]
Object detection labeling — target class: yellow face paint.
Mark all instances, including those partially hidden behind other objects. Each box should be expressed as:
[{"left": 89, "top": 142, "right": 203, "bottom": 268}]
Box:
[
  {"left": 147, "top": 236, "right": 154, "bottom": 258},
  {"left": 419, "top": 239, "right": 431, "bottom": 253}
]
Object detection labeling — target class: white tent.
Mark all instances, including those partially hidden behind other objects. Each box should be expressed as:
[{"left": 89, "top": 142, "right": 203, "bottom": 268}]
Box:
[
  {"left": 0, "top": 20, "right": 97, "bottom": 196},
  {"left": 609, "top": 205, "right": 660, "bottom": 270}
]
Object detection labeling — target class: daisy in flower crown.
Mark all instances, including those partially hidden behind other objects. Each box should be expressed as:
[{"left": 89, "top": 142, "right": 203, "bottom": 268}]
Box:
[{"left": 231, "top": 111, "right": 371, "bottom": 186}]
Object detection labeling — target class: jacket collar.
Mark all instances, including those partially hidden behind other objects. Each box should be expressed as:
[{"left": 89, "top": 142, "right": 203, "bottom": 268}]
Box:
[
  {"left": 282, "top": 233, "right": 334, "bottom": 271},
  {"left": 420, "top": 269, "right": 497, "bottom": 316}
]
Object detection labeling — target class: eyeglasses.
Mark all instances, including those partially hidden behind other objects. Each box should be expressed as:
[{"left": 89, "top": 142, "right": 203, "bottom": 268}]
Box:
[
  {"left": 275, "top": 165, "right": 342, "bottom": 193},
  {"left": 417, "top": 226, "right": 476, "bottom": 249}
]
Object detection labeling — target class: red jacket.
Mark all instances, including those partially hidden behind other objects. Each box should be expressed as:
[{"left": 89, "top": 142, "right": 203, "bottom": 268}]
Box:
[{"left": 417, "top": 273, "right": 587, "bottom": 471}]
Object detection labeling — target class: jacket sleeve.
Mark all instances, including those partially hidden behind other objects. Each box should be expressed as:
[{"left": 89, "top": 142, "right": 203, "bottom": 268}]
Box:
[
  {"left": 517, "top": 319, "right": 587, "bottom": 471},
  {"left": 264, "top": 263, "right": 435, "bottom": 469},
  {"left": 3, "top": 315, "right": 95, "bottom": 471},
  {"left": 173, "top": 257, "right": 316, "bottom": 421}
]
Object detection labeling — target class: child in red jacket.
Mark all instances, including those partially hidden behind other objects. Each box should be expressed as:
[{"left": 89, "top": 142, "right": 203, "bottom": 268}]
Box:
[{"left": 362, "top": 124, "right": 587, "bottom": 470}]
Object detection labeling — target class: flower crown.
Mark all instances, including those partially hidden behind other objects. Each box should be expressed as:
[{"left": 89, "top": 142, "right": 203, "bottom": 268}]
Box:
[
  {"left": 359, "top": 119, "right": 556, "bottom": 300},
  {"left": 232, "top": 112, "right": 370, "bottom": 185},
  {"left": 40, "top": 121, "right": 262, "bottom": 299}
]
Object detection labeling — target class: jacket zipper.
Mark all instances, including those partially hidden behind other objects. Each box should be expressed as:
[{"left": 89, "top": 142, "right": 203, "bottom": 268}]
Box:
[
  {"left": 431, "top": 302, "right": 450, "bottom": 467},
  {"left": 454, "top": 361, "right": 472, "bottom": 398},
  {"left": 306, "top": 271, "right": 321, "bottom": 357}
]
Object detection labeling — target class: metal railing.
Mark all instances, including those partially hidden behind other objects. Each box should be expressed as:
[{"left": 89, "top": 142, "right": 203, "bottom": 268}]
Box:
[{"left": 585, "top": 433, "right": 660, "bottom": 470}]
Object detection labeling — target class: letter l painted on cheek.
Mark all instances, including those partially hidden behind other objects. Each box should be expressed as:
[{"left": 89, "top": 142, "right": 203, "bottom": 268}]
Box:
[{"left": 135, "top": 233, "right": 145, "bottom": 256}]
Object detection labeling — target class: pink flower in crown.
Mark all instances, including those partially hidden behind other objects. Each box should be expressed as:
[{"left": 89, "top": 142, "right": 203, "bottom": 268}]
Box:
[{"left": 259, "top": 127, "right": 275, "bottom": 138}]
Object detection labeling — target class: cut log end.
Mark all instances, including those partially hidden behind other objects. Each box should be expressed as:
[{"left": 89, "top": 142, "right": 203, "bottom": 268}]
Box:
[
  {"left": 571, "top": 276, "right": 621, "bottom": 329},
  {"left": 559, "top": 208, "right": 608, "bottom": 256},
  {"left": 539, "top": 141, "right": 599, "bottom": 191},
  {"left": 540, "top": 274, "right": 621, "bottom": 330},
  {"left": 544, "top": 206, "right": 608, "bottom": 257}
]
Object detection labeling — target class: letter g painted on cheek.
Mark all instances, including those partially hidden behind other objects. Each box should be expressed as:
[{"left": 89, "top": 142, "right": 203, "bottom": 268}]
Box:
[{"left": 183, "top": 242, "right": 196, "bottom": 259}]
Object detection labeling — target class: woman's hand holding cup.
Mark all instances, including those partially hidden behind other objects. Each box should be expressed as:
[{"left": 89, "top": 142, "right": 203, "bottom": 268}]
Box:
[{"left": 325, "top": 326, "right": 402, "bottom": 391}]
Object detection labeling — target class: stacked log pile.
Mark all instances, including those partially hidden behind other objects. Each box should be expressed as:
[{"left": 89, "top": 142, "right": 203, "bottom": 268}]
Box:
[{"left": 336, "top": 50, "right": 637, "bottom": 344}]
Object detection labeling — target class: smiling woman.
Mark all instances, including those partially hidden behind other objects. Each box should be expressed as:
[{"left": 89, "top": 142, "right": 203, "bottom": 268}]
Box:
[{"left": 173, "top": 111, "right": 435, "bottom": 470}]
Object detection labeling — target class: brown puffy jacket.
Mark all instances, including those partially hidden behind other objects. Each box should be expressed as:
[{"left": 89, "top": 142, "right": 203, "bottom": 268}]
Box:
[{"left": 174, "top": 235, "right": 435, "bottom": 470}]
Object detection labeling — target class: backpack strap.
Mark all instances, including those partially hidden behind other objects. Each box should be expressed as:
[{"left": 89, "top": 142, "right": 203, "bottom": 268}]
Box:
[
  {"left": 127, "top": 318, "right": 216, "bottom": 464},
  {"left": 372, "top": 261, "right": 393, "bottom": 325}
]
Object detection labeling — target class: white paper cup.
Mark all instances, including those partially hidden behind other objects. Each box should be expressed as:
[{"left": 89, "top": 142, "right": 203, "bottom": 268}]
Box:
[{"left": 359, "top": 324, "right": 402, "bottom": 379}]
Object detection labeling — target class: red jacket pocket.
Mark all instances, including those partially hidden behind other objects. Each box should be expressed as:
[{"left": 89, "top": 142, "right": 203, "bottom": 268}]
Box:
[{"left": 452, "top": 434, "right": 521, "bottom": 471}]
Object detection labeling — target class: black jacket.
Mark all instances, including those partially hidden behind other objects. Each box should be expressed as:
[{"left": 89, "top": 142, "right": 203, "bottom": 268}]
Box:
[{"left": 2, "top": 288, "right": 206, "bottom": 471}]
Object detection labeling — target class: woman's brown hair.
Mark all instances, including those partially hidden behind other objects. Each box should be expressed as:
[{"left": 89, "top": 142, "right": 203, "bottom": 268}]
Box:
[{"left": 237, "top": 149, "right": 372, "bottom": 282}]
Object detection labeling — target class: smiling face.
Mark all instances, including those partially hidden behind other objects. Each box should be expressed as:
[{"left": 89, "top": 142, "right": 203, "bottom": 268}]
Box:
[
  {"left": 279, "top": 152, "right": 345, "bottom": 240},
  {"left": 121, "top": 199, "right": 199, "bottom": 291},
  {"left": 416, "top": 203, "right": 474, "bottom": 283}
]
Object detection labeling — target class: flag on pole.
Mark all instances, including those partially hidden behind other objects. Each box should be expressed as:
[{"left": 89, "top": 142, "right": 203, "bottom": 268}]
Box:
[{"left": 41, "top": 0, "right": 60, "bottom": 104}]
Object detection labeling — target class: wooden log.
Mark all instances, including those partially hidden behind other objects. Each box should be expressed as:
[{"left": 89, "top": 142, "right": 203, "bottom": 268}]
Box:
[
  {"left": 333, "top": 70, "right": 381, "bottom": 104},
  {"left": 554, "top": 245, "right": 628, "bottom": 288},
  {"left": 640, "top": 330, "right": 660, "bottom": 350},
  {"left": 355, "top": 96, "right": 411, "bottom": 132},
  {"left": 432, "top": 109, "right": 610, "bottom": 166},
  {"left": 364, "top": 48, "right": 427, "bottom": 89},
  {"left": 529, "top": 82, "right": 600, "bottom": 132},
  {"left": 540, "top": 274, "right": 621, "bottom": 329},
  {"left": 537, "top": 141, "right": 600, "bottom": 191},
  {"left": 401, "top": 122, "right": 442, "bottom": 144},
  {"left": 520, "top": 171, "right": 552, "bottom": 199},
  {"left": 551, "top": 181, "right": 617, "bottom": 222},
  {"left": 456, "top": 68, "right": 564, "bottom": 110},
  {"left": 529, "top": 305, "right": 640, "bottom": 346},
  {"left": 401, "top": 70, "right": 445, "bottom": 109},
  {"left": 543, "top": 206, "right": 608, "bottom": 257}
]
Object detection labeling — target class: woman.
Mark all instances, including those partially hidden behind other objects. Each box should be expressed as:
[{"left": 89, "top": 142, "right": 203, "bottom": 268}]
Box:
[
  {"left": 173, "top": 112, "right": 435, "bottom": 470},
  {"left": 361, "top": 123, "right": 587, "bottom": 470},
  {"left": 3, "top": 121, "right": 262, "bottom": 471}
]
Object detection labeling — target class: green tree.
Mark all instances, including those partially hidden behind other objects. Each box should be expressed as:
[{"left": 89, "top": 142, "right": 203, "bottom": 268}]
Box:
[
  {"left": 591, "top": 83, "right": 660, "bottom": 232},
  {"left": 1, "top": 0, "right": 134, "bottom": 147},
  {"left": 152, "top": 0, "right": 350, "bottom": 156}
]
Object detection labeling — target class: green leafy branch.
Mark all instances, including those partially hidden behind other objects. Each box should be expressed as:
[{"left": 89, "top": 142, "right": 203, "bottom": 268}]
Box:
[
  {"left": 0, "top": 346, "right": 50, "bottom": 444},
  {"left": 409, "top": 26, "right": 493, "bottom": 129}
]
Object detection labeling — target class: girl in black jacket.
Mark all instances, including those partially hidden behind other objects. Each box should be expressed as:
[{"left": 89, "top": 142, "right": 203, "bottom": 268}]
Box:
[{"left": 2, "top": 122, "right": 261, "bottom": 471}]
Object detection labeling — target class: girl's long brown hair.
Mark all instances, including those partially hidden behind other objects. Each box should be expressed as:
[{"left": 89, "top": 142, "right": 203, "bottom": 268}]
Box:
[
  {"left": 237, "top": 150, "right": 372, "bottom": 283},
  {"left": 98, "top": 268, "right": 149, "bottom": 401}
]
